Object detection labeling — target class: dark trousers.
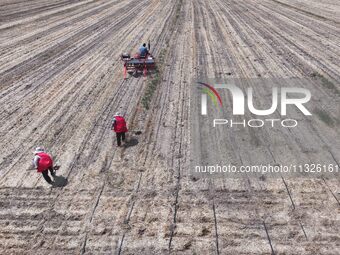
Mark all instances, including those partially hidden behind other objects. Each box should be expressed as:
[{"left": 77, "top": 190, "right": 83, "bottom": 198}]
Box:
[
  {"left": 42, "top": 167, "right": 54, "bottom": 184},
  {"left": 116, "top": 132, "right": 126, "bottom": 146}
]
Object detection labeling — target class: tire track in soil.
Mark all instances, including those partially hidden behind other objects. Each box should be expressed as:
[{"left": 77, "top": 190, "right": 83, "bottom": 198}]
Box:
[{"left": 113, "top": 1, "right": 187, "bottom": 253}]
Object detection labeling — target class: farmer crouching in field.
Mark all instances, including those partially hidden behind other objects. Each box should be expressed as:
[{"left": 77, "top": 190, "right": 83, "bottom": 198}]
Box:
[
  {"left": 111, "top": 113, "right": 128, "bottom": 147},
  {"left": 33, "top": 147, "right": 55, "bottom": 184}
]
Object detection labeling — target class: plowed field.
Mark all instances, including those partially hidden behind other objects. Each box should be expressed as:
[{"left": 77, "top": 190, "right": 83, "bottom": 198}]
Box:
[{"left": 0, "top": 0, "right": 339, "bottom": 254}]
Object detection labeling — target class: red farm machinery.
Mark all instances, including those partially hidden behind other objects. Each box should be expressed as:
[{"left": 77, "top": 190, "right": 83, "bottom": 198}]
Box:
[{"left": 121, "top": 42, "right": 156, "bottom": 79}]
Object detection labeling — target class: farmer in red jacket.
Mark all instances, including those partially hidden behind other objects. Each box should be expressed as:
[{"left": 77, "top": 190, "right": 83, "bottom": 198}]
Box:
[
  {"left": 33, "top": 147, "right": 55, "bottom": 184},
  {"left": 111, "top": 113, "right": 128, "bottom": 146}
]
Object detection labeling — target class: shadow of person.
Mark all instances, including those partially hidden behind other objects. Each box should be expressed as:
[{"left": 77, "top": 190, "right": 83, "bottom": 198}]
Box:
[
  {"left": 52, "top": 175, "right": 68, "bottom": 188},
  {"left": 124, "top": 137, "right": 139, "bottom": 148}
]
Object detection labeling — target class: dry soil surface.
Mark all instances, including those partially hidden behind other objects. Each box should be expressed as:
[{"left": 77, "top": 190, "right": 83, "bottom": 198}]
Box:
[{"left": 0, "top": 0, "right": 339, "bottom": 254}]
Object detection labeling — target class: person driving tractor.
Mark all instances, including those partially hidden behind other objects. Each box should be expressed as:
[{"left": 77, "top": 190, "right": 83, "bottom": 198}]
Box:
[{"left": 139, "top": 43, "right": 148, "bottom": 57}]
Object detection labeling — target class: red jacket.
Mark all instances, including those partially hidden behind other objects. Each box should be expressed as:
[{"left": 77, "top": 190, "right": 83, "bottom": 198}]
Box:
[
  {"left": 36, "top": 152, "right": 53, "bottom": 173},
  {"left": 113, "top": 116, "right": 128, "bottom": 133}
]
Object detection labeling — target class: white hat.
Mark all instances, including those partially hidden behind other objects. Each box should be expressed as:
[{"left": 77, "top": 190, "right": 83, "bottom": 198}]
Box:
[
  {"left": 114, "top": 112, "right": 121, "bottom": 117},
  {"left": 34, "top": 147, "right": 45, "bottom": 154}
]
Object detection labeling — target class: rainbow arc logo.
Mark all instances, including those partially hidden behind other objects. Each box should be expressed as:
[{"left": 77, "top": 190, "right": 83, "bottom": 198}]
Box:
[{"left": 198, "top": 82, "right": 223, "bottom": 111}]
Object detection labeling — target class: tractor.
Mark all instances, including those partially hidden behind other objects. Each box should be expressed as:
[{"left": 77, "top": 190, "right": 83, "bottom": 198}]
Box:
[{"left": 121, "top": 42, "right": 156, "bottom": 79}]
